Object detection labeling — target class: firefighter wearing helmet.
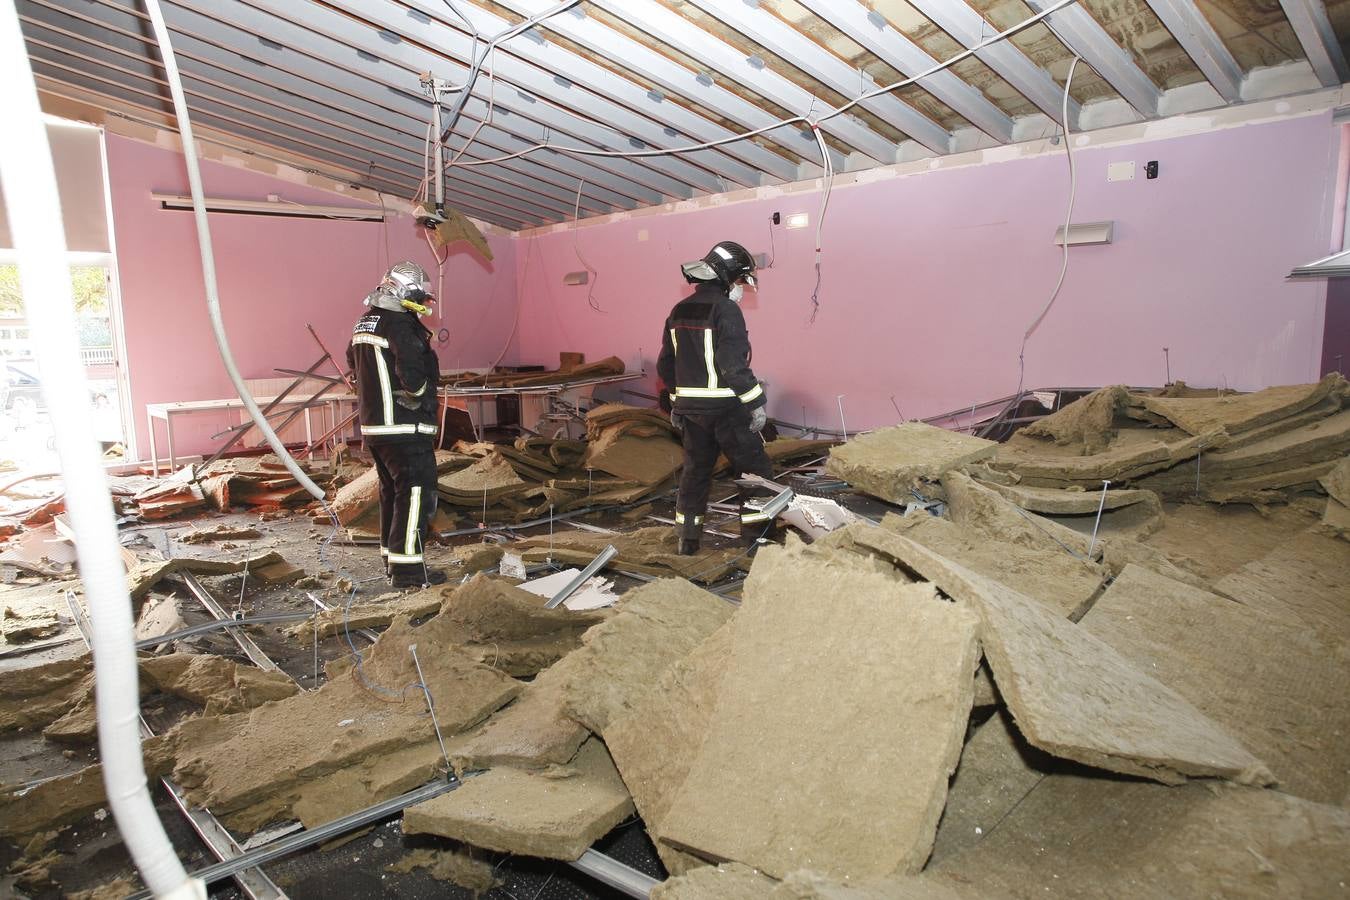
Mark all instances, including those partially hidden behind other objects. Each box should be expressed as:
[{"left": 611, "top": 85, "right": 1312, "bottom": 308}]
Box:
[
  {"left": 347, "top": 261, "right": 446, "bottom": 587},
  {"left": 657, "top": 241, "right": 776, "bottom": 555}
]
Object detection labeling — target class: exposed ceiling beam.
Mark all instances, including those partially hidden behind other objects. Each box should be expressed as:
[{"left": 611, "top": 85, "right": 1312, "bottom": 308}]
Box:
[
  {"left": 30, "top": 68, "right": 532, "bottom": 228},
  {"left": 319, "top": 0, "right": 748, "bottom": 195},
  {"left": 680, "top": 0, "right": 953, "bottom": 155},
  {"left": 1140, "top": 0, "right": 1243, "bottom": 101},
  {"left": 493, "top": 0, "right": 829, "bottom": 172},
  {"left": 400, "top": 0, "right": 797, "bottom": 185},
  {"left": 29, "top": 49, "right": 554, "bottom": 225},
  {"left": 587, "top": 0, "right": 902, "bottom": 165},
  {"left": 21, "top": 0, "right": 627, "bottom": 215},
  {"left": 1278, "top": 0, "right": 1350, "bottom": 87},
  {"left": 1022, "top": 0, "right": 1162, "bottom": 117},
  {"left": 906, "top": 0, "right": 1081, "bottom": 127},
  {"left": 226, "top": 0, "right": 696, "bottom": 201},
  {"left": 794, "top": 0, "right": 1014, "bottom": 143}
]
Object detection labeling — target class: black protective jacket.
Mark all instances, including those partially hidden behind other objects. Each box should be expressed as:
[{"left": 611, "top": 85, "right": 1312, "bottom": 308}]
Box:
[
  {"left": 657, "top": 283, "right": 766, "bottom": 415},
  {"left": 346, "top": 307, "right": 440, "bottom": 445}
]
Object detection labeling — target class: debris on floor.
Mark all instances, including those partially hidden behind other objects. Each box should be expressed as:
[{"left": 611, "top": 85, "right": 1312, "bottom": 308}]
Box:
[{"left": 2, "top": 377, "right": 1346, "bottom": 897}]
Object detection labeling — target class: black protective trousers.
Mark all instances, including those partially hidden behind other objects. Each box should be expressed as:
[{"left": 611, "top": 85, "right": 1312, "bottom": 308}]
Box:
[
  {"left": 675, "top": 407, "right": 774, "bottom": 543},
  {"left": 370, "top": 440, "right": 438, "bottom": 578}
]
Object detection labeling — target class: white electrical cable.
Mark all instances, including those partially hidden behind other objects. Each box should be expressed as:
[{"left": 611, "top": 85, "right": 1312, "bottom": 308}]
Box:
[
  {"left": 452, "top": 0, "right": 1081, "bottom": 168},
  {"left": 1017, "top": 55, "right": 1082, "bottom": 398},
  {"left": 0, "top": 3, "right": 201, "bottom": 898},
  {"left": 142, "top": 0, "right": 325, "bottom": 502}
]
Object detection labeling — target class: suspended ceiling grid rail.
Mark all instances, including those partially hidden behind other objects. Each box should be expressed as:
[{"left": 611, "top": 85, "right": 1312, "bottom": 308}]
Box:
[{"left": 18, "top": 0, "right": 1350, "bottom": 228}]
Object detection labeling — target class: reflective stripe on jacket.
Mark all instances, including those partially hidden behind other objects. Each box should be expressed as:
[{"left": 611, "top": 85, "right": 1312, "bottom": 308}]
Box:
[
  {"left": 346, "top": 307, "right": 440, "bottom": 444},
  {"left": 656, "top": 283, "right": 766, "bottom": 415}
]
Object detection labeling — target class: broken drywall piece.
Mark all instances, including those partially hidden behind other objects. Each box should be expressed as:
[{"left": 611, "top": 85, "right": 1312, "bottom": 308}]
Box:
[
  {"left": 1081, "top": 565, "right": 1349, "bottom": 805},
  {"left": 179, "top": 523, "right": 263, "bottom": 544},
  {"left": 928, "top": 708, "right": 1052, "bottom": 865},
  {"left": 824, "top": 422, "right": 996, "bottom": 504},
  {"left": 660, "top": 537, "right": 979, "bottom": 880},
  {"left": 558, "top": 577, "right": 734, "bottom": 734},
  {"left": 779, "top": 493, "right": 865, "bottom": 540},
  {"left": 126, "top": 551, "right": 286, "bottom": 602},
  {"left": 518, "top": 567, "right": 618, "bottom": 610},
  {"left": 878, "top": 514, "right": 1104, "bottom": 620},
  {"left": 847, "top": 526, "right": 1273, "bottom": 786},
  {"left": 1136, "top": 374, "right": 1347, "bottom": 437},
  {"left": 134, "top": 594, "right": 191, "bottom": 644},
  {"left": 927, "top": 776, "right": 1350, "bottom": 898},
  {"left": 402, "top": 738, "right": 634, "bottom": 860},
  {"left": 606, "top": 620, "right": 735, "bottom": 877}
]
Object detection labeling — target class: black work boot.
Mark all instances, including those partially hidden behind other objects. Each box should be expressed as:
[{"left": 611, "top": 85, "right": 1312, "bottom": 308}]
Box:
[
  {"left": 390, "top": 566, "right": 448, "bottom": 589},
  {"left": 676, "top": 518, "right": 702, "bottom": 556}
]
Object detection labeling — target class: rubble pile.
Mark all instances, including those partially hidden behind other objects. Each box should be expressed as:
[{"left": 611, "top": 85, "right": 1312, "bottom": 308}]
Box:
[{"left": 1, "top": 379, "right": 1345, "bottom": 897}]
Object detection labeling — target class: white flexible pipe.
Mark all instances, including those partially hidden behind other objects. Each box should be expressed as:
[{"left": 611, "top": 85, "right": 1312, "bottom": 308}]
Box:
[
  {"left": 0, "top": 3, "right": 201, "bottom": 898},
  {"left": 142, "top": 0, "right": 325, "bottom": 502}
]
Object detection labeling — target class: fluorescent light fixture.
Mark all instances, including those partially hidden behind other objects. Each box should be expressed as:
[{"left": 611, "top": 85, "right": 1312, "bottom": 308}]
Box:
[
  {"left": 1053, "top": 221, "right": 1114, "bottom": 246},
  {"left": 1289, "top": 247, "right": 1350, "bottom": 279},
  {"left": 151, "top": 192, "right": 384, "bottom": 221},
  {"left": 785, "top": 213, "right": 810, "bottom": 229}
]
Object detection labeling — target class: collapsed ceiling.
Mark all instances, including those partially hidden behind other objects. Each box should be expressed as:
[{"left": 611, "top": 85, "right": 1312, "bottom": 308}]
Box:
[{"left": 17, "top": 0, "right": 1350, "bottom": 229}]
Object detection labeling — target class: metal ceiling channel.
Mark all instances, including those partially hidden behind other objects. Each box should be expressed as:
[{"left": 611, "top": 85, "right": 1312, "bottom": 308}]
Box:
[
  {"left": 150, "top": 0, "right": 665, "bottom": 209},
  {"left": 587, "top": 0, "right": 901, "bottom": 165},
  {"left": 26, "top": 55, "right": 537, "bottom": 227},
  {"left": 496, "top": 0, "right": 829, "bottom": 170},
  {"left": 1139, "top": 0, "right": 1245, "bottom": 101},
  {"left": 231, "top": 0, "right": 697, "bottom": 202},
  {"left": 321, "top": 0, "right": 739, "bottom": 196},
  {"left": 1278, "top": 0, "right": 1350, "bottom": 86},
  {"left": 907, "top": 0, "right": 1082, "bottom": 128},
  {"left": 682, "top": 0, "right": 954, "bottom": 154},
  {"left": 1022, "top": 0, "right": 1163, "bottom": 116},
  {"left": 48, "top": 0, "right": 664, "bottom": 213},
  {"left": 94, "top": 0, "right": 680, "bottom": 213},
  {"left": 400, "top": 0, "right": 799, "bottom": 184},
  {"left": 795, "top": 0, "right": 1015, "bottom": 143},
  {"left": 21, "top": 0, "right": 620, "bottom": 217},
  {"left": 24, "top": 38, "right": 560, "bottom": 224}
]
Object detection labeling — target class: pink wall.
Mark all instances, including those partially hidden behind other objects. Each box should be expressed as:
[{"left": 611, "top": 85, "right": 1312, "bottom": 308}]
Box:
[
  {"left": 106, "top": 134, "right": 518, "bottom": 459},
  {"left": 515, "top": 113, "right": 1338, "bottom": 432}
]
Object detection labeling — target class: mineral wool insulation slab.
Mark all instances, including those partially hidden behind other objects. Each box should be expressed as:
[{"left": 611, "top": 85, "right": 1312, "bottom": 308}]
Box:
[
  {"left": 606, "top": 621, "right": 735, "bottom": 877},
  {"left": 659, "top": 538, "right": 979, "bottom": 880},
  {"left": 1215, "top": 529, "right": 1350, "bottom": 639},
  {"left": 848, "top": 527, "right": 1271, "bottom": 785},
  {"left": 824, "top": 422, "right": 996, "bottom": 504},
  {"left": 403, "top": 737, "right": 634, "bottom": 861},
  {"left": 559, "top": 577, "right": 734, "bottom": 734},
  {"left": 1136, "top": 374, "right": 1347, "bottom": 437},
  {"left": 926, "top": 776, "right": 1350, "bottom": 898},
  {"left": 1081, "top": 564, "right": 1349, "bottom": 805}
]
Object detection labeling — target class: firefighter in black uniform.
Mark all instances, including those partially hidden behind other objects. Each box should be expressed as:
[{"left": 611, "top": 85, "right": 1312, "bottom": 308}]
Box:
[
  {"left": 658, "top": 240, "right": 775, "bottom": 556},
  {"left": 347, "top": 261, "right": 446, "bottom": 588}
]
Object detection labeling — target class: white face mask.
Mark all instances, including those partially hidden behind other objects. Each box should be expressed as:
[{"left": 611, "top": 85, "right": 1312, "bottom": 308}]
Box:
[{"left": 728, "top": 282, "right": 744, "bottom": 303}]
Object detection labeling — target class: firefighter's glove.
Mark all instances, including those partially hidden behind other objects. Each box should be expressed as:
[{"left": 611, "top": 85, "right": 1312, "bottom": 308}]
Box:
[
  {"left": 749, "top": 407, "right": 767, "bottom": 433},
  {"left": 394, "top": 390, "right": 423, "bottom": 412}
]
